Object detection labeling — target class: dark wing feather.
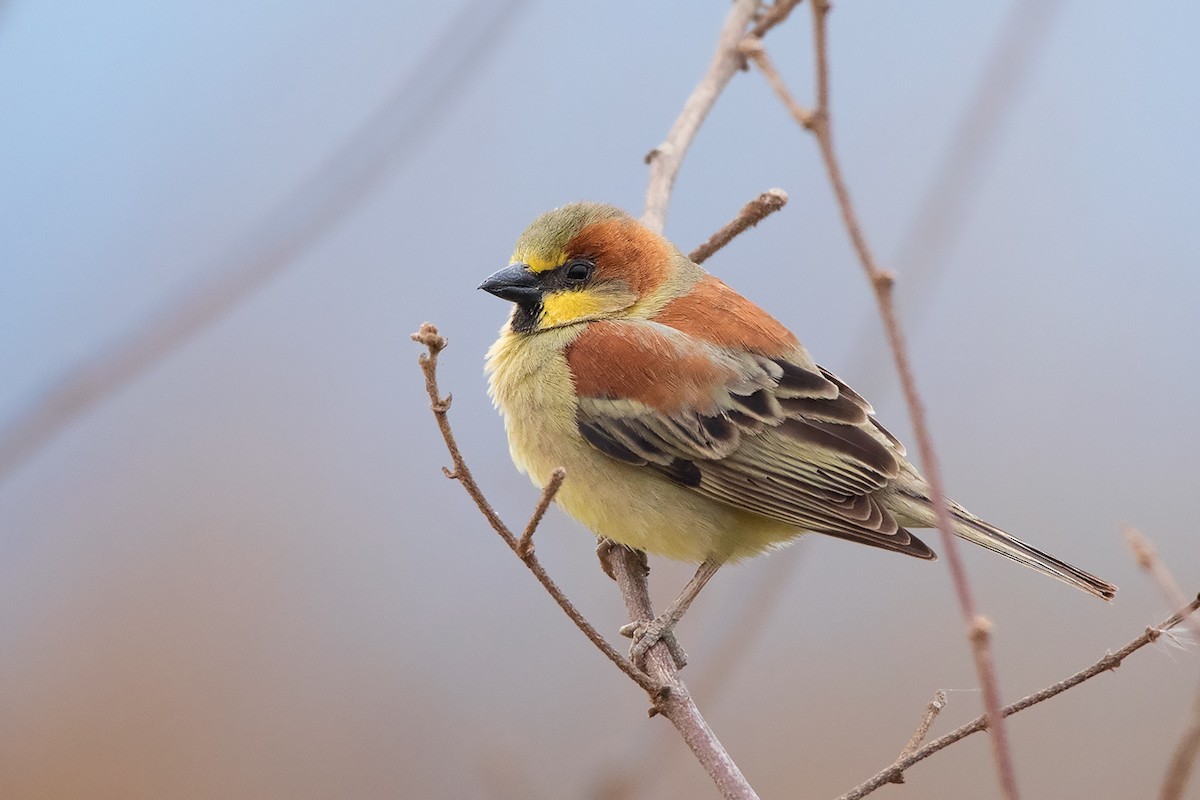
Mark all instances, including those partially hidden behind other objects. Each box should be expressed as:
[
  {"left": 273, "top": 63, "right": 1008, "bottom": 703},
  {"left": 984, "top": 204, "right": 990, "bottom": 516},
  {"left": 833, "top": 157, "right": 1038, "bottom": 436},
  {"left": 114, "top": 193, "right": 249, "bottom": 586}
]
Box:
[{"left": 574, "top": 351, "right": 934, "bottom": 560}]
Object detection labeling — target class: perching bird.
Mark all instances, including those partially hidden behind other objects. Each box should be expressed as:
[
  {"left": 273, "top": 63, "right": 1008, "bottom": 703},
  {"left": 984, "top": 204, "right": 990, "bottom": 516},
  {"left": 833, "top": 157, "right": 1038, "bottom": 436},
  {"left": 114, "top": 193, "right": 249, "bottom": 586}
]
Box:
[{"left": 482, "top": 202, "right": 1116, "bottom": 661}]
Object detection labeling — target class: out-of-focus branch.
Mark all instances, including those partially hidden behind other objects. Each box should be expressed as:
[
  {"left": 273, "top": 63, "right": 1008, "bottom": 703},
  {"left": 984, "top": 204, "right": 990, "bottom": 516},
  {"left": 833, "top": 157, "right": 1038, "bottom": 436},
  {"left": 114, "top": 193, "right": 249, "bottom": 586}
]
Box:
[
  {"left": 642, "top": 0, "right": 759, "bottom": 233},
  {"left": 1161, "top": 694, "right": 1200, "bottom": 800},
  {"left": 1124, "top": 526, "right": 1200, "bottom": 639},
  {"left": 838, "top": 594, "right": 1200, "bottom": 800},
  {"left": 842, "top": 0, "right": 1068, "bottom": 378},
  {"left": 0, "top": 0, "right": 526, "bottom": 486},
  {"left": 413, "top": 324, "right": 758, "bottom": 800},
  {"left": 688, "top": 189, "right": 789, "bottom": 265},
  {"left": 1121, "top": 526, "right": 1200, "bottom": 800},
  {"left": 743, "top": 4, "right": 1020, "bottom": 797}
]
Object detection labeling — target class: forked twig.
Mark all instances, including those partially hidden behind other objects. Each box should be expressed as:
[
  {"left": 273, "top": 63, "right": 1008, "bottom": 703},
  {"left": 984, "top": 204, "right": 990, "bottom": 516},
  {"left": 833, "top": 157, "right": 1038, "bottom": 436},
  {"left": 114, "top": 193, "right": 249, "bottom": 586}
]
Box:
[
  {"left": 888, "top": 690, "right": 948, "bottom": 784},
  {"left": 1121, "top": 526, "right": 1200, "bottom": 800},
  {"left": 838, "top": 594, "right": 1200, "bottom": 800},
  {"left": 413, "top": 324, "right": 757, "bottom": 800},
  {"left": 412, "top": 324, "right": 657, "bottom": 694},
  {"left": 746, "top": 0, "right": 805, "bottom": 40},
  {"left": 602, "top": 545, "right": 760, "bottom": 800}
]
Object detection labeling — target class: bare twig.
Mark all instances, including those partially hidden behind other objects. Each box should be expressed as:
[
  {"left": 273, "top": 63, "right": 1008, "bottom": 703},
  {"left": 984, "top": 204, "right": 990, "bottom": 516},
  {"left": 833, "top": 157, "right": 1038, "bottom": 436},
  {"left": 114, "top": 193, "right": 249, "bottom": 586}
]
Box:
[
  {"left": 838, "top": 594, "right": 1200, "bottom": 800},
  {"left": 1121, "top": 526, "right": 1200, "bottom": 800},
  {"left": 746, "top": 0, "right": 804, "bottom": 40},
  {"left": 418, "top": 324, "right": 757, "bottom": 799},
  {"left": 1123, "top": 526, "right": 1200, "bottom": 638},
  {"left": 0, "top": 0, "right": 526, "bottom": 486},
  {"left": 411, "top": 324, "right": 659, "bottom": 695},
  {"left": 746, "top": 3, "right": 1021, "bottom": 796},
  {"left": 1161, "top": 694, "right": 1200, "bottom": 800},
  {"left": 591, "top": 547, "right": 808, "bottom": 800},
  {"left": 738, "top": 39, "right": 814, "bottom": 127},
  {"left": 642, "top": 0, "right": 759, "bottom": 233},
  {"left": 602, "top": 545, "right": 760, "bottom": 800},
  {"left": 888, "top": 690, "right": 948, "bottom": 784},
  {"left": 688, "top": 189, "right": 789, "bottom": 264},
  {"left": 518, "top": 468, "right": 566, "bottom": 559}
]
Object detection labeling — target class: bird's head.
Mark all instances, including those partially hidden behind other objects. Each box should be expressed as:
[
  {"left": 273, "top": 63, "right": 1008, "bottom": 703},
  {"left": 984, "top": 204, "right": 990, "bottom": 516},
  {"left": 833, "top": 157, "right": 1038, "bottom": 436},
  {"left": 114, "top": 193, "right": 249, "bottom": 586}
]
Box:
[{"left": 481, "top": 202, "right": 701, "bottom": 333}]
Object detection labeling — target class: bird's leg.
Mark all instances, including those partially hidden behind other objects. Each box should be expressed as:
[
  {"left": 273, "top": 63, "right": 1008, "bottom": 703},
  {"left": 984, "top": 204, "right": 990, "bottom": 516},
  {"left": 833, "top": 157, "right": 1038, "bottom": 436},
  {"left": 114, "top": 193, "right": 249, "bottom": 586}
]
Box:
[{"left": 620, "top": 558, "right": 723, "bottom": 669}]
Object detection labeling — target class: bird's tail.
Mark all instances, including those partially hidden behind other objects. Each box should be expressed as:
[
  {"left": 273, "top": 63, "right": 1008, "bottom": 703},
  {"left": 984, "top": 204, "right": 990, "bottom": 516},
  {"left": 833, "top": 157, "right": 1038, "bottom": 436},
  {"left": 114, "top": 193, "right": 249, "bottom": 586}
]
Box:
[
  {"left": 891, "top": 491, "right": 1117, "bottom": 600},
  {"left": 944, "top": 502, "right": 1116, "bottom": 600}
]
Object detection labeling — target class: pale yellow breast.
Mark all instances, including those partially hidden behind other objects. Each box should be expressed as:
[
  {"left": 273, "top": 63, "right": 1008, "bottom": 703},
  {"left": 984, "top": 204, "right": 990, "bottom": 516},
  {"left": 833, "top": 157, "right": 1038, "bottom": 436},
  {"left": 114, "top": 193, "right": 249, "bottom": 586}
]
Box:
[{"left": 485, "top": 324, "right": 802, "bottom": 563}]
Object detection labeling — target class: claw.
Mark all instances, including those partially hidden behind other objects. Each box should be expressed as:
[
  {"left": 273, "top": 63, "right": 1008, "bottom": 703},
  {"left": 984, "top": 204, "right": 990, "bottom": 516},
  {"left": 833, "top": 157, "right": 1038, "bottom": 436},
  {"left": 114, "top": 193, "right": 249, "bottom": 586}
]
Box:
[{"left": 622, "top": 615, "right": 689, "bottom": 670}]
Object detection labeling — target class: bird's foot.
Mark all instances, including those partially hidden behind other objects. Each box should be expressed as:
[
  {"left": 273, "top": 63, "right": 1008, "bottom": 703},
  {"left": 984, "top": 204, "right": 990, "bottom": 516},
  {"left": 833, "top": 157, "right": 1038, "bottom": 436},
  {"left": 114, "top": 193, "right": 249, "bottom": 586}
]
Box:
[{"left": 620, "top": 614, "right": 688, "bottom": 670}]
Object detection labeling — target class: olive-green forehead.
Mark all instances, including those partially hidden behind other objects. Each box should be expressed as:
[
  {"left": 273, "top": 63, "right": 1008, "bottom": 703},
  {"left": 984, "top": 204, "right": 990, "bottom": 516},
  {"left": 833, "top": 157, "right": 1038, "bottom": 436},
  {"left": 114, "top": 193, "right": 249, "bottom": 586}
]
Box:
[{"left": 511, "top": 202, "right": 629, "bottom": 272}]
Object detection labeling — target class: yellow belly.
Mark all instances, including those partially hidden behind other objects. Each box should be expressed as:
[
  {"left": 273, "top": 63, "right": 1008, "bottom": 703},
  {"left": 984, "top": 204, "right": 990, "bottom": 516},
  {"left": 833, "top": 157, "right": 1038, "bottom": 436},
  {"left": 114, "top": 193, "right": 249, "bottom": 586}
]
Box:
[{"left": 486, "top": 326, "right": 800, "bottom": 562}]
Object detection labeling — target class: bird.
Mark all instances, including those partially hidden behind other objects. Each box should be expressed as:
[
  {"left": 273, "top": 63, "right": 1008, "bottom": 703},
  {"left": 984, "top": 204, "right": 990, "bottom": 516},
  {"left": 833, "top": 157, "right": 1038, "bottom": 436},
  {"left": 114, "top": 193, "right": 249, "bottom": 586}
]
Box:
[{"left": 481, "top": 201, "right": 1116, "bottom": 663}]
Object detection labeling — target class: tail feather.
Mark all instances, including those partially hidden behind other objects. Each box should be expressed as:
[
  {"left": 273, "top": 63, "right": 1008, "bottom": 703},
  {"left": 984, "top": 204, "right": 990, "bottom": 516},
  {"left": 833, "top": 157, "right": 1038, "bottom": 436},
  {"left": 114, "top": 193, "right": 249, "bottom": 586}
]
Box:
[
  {"left": 890, "top": 491, "right": 1117, "bottom": 600},
  {"left": 948, "top": 504, "right": 1117, "bottom": 600}
]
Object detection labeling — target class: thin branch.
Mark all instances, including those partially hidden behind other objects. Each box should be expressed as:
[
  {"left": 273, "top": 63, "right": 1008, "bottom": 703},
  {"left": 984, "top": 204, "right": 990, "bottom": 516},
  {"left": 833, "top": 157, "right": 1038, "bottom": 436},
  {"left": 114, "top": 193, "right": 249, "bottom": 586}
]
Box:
[
  {"left": 747, "top": 3, "right": 1020, "bottom": 796},
  {"left": 738, "top": 39, "right": 813, "bottom": 127},
  {"left": 1123, "top": 526, "right": 1200, "bottom": 638},
  {"left": 518, "top": 467, "right": 565, "bottom": 559},
  {"left": 888, "top": 690, "right": 947, "bottom": 784},
  {"left": 642, "top": 0, "right": 760, "bottom": 233},
  {"left": 417, "top": 323, "right": 759, "bottom": 800},
  {"left": 589, "top": 547, "right": 808, "bottom": 800},
  {"left": 689, "top": 189, "right": 789, "bottom": 265},
  {"left": 838, "top": 594, "right": 1200, "bottom": 800},
  {"left": 1161, "top": 694, "right": 1200, "bottom": 800},
  {"left": 411, "top": 324, "right": 659, "bottom": 695},
  {"left": 746, "top": 0, "right": 805, "bottom": 40},
  {"left": 0, "top": 0, "right": 526, "bottom": 486},
  {"left": 1121, "top": 526, "right": 1200, "bottom": 800},
  {"left": 602, "top": 545, "right": 760, "bottom": 800}
]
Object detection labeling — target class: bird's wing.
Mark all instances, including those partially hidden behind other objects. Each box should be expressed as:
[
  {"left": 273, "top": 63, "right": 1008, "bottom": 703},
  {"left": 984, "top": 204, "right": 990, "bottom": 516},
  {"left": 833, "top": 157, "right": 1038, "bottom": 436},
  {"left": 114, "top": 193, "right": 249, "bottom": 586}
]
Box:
[{"left": 565, "top": 320, "right": 934, "bottom": 559}]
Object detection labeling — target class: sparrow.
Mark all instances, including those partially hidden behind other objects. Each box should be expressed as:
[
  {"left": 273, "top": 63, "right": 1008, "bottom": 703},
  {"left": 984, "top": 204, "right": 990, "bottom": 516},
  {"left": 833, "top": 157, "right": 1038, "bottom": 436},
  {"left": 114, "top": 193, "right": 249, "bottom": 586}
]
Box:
[{"left": 482, "top": 201, "right": 1116, "bottom": 661}]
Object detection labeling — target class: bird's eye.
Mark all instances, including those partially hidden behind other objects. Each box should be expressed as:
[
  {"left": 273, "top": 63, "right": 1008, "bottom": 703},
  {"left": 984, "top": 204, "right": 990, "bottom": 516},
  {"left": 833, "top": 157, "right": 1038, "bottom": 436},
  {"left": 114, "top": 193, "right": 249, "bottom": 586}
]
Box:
[{"left": 564, "top": 258, "right": 594, "bottom": 282}]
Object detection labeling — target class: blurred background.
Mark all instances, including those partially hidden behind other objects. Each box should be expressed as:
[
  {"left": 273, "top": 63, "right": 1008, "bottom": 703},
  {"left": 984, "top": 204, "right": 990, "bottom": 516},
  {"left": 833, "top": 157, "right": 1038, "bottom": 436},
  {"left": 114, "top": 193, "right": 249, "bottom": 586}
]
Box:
[{"left": 2, "top": 1, "right": 1199, "bottom": 797}]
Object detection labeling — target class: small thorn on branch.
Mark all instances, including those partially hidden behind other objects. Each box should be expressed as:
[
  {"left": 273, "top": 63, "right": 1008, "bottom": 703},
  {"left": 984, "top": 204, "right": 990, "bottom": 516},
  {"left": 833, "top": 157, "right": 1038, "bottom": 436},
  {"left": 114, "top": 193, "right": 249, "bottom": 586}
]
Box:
[
  {"left": 441, "top": 466, "right": 459, "bottom": 480},
  {"left": 689, "top": 189, "right": 789, "bottom": 265}
]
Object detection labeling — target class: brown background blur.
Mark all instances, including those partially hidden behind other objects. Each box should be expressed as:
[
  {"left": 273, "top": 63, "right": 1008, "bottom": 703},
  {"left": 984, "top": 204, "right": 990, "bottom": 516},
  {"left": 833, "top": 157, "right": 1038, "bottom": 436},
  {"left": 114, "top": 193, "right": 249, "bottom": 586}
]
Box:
[{"left": 2, "top": 1, "right": 1198, "bottom": 798}]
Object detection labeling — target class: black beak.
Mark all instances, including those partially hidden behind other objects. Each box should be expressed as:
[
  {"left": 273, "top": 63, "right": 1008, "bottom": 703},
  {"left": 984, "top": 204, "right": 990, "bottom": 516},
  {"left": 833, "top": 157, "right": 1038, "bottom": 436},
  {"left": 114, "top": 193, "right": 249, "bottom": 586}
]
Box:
[{"left": 479, "top": 263, "right": 543, "bottom": 304}]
